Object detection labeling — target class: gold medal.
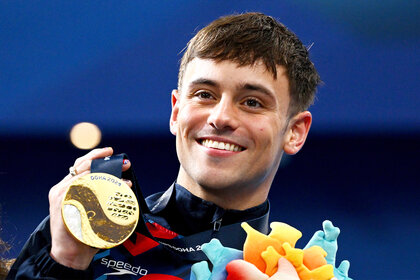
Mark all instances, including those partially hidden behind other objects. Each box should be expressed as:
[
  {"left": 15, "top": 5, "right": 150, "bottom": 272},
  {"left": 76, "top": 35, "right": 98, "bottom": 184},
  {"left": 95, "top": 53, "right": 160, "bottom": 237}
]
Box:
[{"left": 61, "top": 173, "right": 139, "bottom": 249}]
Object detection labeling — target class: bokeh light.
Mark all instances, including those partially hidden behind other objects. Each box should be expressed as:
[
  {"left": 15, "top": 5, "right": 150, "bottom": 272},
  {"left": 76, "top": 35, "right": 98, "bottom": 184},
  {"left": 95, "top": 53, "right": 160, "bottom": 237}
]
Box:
[{"left": 70, "top": 122, "right": 102, "bottom": 149}]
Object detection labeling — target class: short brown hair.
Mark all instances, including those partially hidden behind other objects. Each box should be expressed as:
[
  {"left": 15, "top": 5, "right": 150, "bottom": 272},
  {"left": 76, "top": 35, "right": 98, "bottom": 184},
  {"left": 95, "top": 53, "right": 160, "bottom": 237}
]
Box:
[{"left": 178, "top": 12, "right": 321, "bottom": 116}]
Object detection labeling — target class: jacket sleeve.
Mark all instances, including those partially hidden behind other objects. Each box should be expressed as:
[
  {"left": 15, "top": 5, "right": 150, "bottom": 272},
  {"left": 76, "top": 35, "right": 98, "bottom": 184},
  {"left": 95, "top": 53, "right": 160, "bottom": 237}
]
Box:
[{"left": 6, "top": 216, "right": 92, "bottom": 280}]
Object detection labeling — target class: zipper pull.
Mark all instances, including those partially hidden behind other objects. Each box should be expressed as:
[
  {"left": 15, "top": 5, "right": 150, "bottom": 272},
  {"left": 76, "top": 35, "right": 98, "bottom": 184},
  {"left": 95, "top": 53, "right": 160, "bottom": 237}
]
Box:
[{"left": 213, "top": 218, "right": 222, "bottom": 232}]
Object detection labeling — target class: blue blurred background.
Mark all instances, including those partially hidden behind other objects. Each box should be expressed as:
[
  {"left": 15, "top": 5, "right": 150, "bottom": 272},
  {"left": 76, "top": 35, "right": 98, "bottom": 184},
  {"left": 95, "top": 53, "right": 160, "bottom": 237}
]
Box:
[{"left": 0, "top": 1, "right": 419, "bottom": 279}]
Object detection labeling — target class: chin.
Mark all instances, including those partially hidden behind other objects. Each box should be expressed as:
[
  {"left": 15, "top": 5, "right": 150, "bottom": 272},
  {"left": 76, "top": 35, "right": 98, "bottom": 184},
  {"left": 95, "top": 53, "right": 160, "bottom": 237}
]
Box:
[{"left": 196, "top": 175, "right": 245, "bottom": 193}]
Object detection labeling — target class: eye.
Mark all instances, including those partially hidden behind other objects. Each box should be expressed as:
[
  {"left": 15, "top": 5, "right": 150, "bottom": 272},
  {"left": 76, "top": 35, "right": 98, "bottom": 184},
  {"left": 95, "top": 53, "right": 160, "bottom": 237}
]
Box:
[
  {"left": 195, "top": 91, "right": 213, "bottom": 100},
  {"left": 244, "top": 98, "right": 262, "bottom": 108},
  {"left": 199, "top": 91, "right": 211, "bottom": 99}
]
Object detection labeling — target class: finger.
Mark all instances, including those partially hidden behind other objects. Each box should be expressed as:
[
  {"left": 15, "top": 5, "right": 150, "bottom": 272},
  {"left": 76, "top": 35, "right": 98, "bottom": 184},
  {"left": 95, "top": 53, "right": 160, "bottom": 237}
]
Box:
[
  {"left": 73, "top": 159, "right": 93, "bottom": 174},
  {"left": 50, "top": 170, "right": 91, "bottom": 203},
  {"left": 65, "top": 170, "right": 91, "bottom": 190},
  {"left": 73, "top": 147, "right": 113, "bottom": 167},
  {"left": 69, "top": 147, "right": 114, "bottom": 178},
  {"left": 71, "top": 154, "right": 130, "bottom": 188},
  {"left": 122, "top": 159, "right": 131, "bottom": 172},
  {"left": 62, "top": 169, "right": 91, "bottom": 186},
  {"left": 226, "top": 260, "right": 269, "bottom": 280},
  {"left": 122, "top": 179, "right": 132, "bottom": 188},
  {"left": 61, "top": 161, "right": 92, "bottom": 184},
  {"left": 75, "top": 150, "right": 128, "bottom": 174},
  {"left": 121, "top": 160, "right": 132, "bottom": 187},
  {"left": 75, "top": 152, "right": 129, "bottom": 177},
  {"left": 270, "top": 257, "right": 299, "bottom": 279},
  {"left": 69, "top": 169, "right": 91, "bottom": 182}
]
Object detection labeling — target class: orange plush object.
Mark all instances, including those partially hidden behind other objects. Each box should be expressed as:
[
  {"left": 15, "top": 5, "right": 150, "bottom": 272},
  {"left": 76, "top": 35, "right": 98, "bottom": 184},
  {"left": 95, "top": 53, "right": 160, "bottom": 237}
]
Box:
[{"left": 241, "top": 222, "right": 334, "bottom": 280}]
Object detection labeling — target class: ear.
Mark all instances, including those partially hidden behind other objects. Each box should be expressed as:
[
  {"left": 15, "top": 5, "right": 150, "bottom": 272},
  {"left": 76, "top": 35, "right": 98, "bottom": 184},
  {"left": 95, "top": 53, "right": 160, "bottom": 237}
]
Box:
[
  {"left": 169, "top": 89, "right": 180, "bottom": 136},
  {"left": 283, "top": 111, "right": 312, "bottom": 155}
]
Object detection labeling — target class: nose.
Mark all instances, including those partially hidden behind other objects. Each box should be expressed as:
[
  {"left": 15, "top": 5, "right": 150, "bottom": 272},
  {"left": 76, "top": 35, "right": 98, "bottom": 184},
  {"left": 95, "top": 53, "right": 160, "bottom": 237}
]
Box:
[{"left": 207, "top": 96, "right": 239, "bottom": 130}]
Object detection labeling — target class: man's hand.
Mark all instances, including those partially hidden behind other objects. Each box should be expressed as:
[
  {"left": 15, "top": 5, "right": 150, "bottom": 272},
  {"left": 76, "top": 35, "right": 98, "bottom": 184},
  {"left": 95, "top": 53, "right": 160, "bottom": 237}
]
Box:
[
  {"left": 226, "top": 258, "right": 339, "bottom": 280},
  {"left": 48, "top": 147, "right": 132, "bottom": 270},
  {"left": 226, "top": 258, "right": 300, "bottom": 280}
]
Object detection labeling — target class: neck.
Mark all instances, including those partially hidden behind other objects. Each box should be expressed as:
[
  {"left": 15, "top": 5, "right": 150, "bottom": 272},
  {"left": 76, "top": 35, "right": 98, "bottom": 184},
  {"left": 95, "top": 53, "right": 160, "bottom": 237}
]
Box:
[{"left": 176, "top": 168, "right": 270, "bottom": 210}]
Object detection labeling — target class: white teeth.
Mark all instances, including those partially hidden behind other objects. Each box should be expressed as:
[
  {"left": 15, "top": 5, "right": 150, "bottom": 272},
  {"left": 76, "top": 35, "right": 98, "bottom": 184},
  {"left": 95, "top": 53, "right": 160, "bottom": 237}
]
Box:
[{"left": 201, "top": 139, "right": 242, "bottom": 152}]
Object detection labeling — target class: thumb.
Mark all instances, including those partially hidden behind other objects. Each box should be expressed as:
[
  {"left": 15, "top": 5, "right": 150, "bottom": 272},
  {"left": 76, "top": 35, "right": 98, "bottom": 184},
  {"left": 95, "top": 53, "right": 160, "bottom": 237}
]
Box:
[
  {"left": 270, "top": 258, "right": 300, "bottom": 280},
  {"left": 226, "top": 260, "right": 269, "bottom": 280}
]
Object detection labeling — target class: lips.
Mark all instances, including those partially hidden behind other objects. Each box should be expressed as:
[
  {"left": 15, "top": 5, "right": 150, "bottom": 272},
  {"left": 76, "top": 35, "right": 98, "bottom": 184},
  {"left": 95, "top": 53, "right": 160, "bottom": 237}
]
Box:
[{"left": 200, "top": 139, "right": 245, "bottom": 152}]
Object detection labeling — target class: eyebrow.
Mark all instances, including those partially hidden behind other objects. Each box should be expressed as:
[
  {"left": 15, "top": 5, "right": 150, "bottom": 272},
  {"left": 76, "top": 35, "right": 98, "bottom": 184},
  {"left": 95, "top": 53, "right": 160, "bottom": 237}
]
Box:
[
  {"left": 239, "top": 82, "right": 275, "bottom": 98},
  {"left": 189, "top": 78, "right": 219, "bottom": 88},
  {"left": 188, "top": 78, "right": 275, "bottom": 98}
]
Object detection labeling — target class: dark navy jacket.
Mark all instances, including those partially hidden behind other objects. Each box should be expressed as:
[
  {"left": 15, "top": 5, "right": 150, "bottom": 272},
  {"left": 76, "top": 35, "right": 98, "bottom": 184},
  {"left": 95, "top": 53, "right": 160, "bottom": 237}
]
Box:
[{"left": 7, "top": 184, "right": 269, "bottom": 279}]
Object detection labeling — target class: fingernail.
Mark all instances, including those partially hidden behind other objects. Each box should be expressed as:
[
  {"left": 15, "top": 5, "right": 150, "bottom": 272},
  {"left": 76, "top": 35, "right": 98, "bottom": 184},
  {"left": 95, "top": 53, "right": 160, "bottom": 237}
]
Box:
[{"left": 123, "top": 159, "right": 129, "bottom": 165}]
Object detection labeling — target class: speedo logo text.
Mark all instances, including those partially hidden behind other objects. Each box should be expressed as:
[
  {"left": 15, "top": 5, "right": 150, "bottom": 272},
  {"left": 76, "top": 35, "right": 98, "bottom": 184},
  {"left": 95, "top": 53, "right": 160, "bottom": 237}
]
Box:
[{"left": 100, "top": 258, "right": 148, "bottom": 276}]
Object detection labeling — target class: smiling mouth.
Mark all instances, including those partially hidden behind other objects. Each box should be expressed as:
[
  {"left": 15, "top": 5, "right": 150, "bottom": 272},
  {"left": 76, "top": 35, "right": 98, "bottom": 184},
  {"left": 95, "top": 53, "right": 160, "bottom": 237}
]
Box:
[{"left": 199, "top": 139, "right": 245, "bottom": 152}]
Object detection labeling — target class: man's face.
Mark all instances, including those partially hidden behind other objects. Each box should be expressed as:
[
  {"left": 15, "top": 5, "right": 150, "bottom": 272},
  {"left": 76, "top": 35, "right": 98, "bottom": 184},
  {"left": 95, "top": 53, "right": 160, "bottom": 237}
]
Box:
[{"left": 170, "top": 58, "right": 307, "bottom": 205}]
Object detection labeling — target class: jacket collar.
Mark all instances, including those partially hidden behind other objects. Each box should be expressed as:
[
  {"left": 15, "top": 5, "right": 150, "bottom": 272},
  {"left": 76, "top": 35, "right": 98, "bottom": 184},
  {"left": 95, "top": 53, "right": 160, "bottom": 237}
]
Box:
[{"left": 144, "top": 183, "right": 270, "bottom": 236}]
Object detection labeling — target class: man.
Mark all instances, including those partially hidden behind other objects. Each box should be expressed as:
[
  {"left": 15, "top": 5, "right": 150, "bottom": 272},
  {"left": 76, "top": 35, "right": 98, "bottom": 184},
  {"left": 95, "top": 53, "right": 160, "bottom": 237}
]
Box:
[{"left": 8, "top": 12, "right": 321, "bottom": 279}]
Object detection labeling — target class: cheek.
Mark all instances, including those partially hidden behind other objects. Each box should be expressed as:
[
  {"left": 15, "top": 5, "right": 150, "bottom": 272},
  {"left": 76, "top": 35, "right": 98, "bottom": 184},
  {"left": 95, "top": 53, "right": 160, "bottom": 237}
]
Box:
[
  {"left": 255, "top": 123, "right": 284, "bottom": 150},
  {"left": 178, "top": 106, "right": 205, "bottom": 137}
]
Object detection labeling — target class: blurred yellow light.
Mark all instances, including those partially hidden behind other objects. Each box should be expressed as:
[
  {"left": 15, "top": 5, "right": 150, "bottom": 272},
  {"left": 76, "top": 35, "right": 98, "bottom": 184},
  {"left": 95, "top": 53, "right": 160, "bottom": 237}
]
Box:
[{"left": 70, "top": 122, "right": 102, "bottom": 150}]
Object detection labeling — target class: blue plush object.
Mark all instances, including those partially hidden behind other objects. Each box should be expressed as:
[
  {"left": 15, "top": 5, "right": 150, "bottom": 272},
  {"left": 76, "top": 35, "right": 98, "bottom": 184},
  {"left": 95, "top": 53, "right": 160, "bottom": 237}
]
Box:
[
  {"left": 190, "top": 239, "right": 243, "bottom": 280},
  {"left": 304, "top": 220, "right": 352, "bottom": 280}
]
